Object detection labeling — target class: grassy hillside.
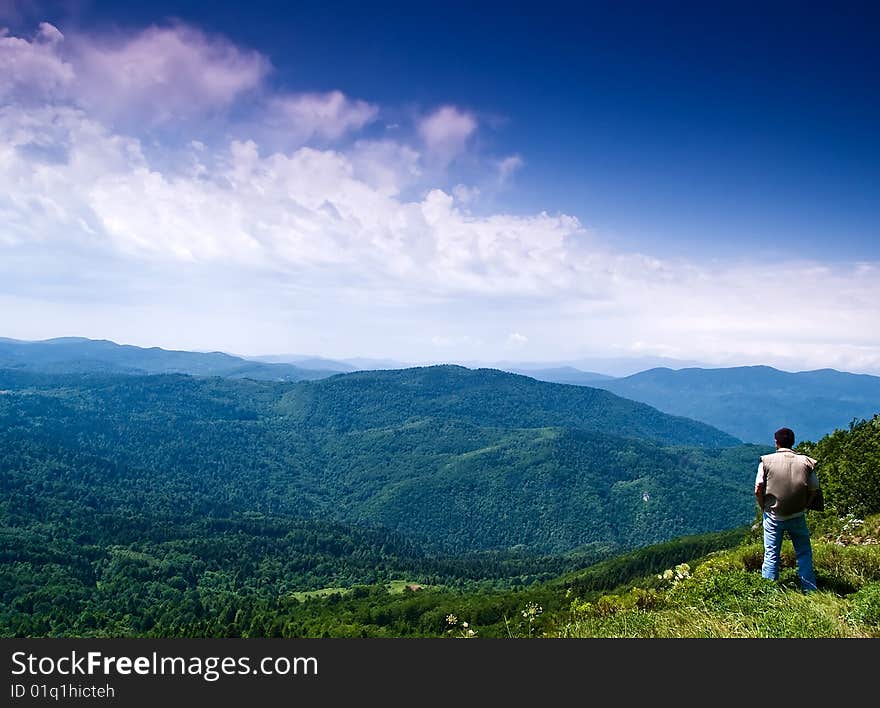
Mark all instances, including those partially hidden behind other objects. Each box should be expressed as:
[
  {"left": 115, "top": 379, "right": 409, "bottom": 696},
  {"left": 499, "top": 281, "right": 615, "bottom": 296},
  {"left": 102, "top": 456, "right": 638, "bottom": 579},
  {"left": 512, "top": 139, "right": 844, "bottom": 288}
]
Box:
[
  {"left": 158, "top": 514, "right": 876, "bottom": 639},
  {"left": 558, "top": 514, "right": 880, "bottom": 638},
  {"left": 592, "top": 365, "right": 880, "bottom": 443},
  {"left": 12, "top": 515, "right": 872, "bottom": 639},
  {"left": 552, "top": 416, "right": 880, "bottom": 637}
]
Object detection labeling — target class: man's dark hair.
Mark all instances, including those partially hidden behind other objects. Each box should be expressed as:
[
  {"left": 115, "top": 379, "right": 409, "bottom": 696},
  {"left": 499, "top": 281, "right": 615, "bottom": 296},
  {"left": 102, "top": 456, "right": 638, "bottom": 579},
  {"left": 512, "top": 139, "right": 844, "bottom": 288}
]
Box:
[{"left": 775, "top": 427, "right": 795, "bottom": 448}]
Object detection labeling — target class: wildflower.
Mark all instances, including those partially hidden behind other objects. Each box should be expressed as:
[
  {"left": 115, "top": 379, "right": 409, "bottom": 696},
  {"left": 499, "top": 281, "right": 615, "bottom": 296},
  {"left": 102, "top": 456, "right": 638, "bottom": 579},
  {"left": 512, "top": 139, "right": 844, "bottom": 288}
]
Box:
[
  {"left": 521, "top": 602, "right": 543, "bottom": 619},
  {"left": 445, "top": 613, "right": 477, "bottom": 638},
  {"left": 518, "top": 602, "right": 544, "bottom": 637}
]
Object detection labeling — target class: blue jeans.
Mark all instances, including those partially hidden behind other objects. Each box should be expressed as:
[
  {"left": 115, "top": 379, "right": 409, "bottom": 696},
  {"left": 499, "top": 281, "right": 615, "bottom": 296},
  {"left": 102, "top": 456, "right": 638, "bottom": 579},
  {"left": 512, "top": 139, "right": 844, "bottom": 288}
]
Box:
[{"left": 762, "top": 511, "right": 817, "bottom": 592}]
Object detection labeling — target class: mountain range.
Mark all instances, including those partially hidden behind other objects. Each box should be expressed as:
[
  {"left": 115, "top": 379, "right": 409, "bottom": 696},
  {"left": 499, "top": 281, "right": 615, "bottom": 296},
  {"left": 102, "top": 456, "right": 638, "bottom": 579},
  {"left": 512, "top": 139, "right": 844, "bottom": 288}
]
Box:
[
  {"left": 587, "top": 366, "right": 880, "bottom": 444},
  {"left": 3, "top": 337, "right": 878, "bottom": 640},
  {"left": 0, "top": 365, "right": 753, "bottom": 554},
  {"left": 0, "top": 337, "right": 336, "bottom": 381},
  {"left": 3, "top": 336, "right": 877, "bottom": 445}
]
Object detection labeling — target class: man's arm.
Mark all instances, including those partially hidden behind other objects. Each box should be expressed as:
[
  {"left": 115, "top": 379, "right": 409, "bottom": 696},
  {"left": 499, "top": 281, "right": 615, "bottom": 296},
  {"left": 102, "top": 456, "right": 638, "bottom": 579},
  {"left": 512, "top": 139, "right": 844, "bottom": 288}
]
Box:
[
  {"left": 755, "top": 484, "right": 765, "bottom": 510},
  {"left": 755, "top": 461, "right": 766, "bottom": 510}
]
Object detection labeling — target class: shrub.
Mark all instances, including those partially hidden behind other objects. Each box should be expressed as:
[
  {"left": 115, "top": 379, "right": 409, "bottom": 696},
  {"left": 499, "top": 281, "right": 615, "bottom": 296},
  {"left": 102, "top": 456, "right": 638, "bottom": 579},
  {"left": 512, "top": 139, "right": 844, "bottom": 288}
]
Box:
[{"left": 570, "top": 587, "right": 664, "bottom": 619}]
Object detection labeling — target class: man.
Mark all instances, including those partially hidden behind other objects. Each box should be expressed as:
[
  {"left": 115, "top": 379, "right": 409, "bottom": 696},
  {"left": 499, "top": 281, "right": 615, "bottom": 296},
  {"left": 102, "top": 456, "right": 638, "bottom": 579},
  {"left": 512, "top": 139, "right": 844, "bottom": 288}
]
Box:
[{"left": 754, "top": 427, "right": 820, "bottom": 592}]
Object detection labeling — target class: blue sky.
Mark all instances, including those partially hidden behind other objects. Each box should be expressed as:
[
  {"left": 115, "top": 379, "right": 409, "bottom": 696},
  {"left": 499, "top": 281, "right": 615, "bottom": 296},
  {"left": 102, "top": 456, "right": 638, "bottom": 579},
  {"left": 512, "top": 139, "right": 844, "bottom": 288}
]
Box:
[{"left": 1, "top": 1, "right": 878, "bottom": 372}]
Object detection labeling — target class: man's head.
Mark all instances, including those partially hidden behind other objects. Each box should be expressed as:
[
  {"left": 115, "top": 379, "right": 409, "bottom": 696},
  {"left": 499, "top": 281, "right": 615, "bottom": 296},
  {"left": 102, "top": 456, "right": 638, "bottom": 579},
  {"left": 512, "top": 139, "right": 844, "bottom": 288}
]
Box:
[{"left": 774, "top": 427, "right": 795, "bottom": 449}]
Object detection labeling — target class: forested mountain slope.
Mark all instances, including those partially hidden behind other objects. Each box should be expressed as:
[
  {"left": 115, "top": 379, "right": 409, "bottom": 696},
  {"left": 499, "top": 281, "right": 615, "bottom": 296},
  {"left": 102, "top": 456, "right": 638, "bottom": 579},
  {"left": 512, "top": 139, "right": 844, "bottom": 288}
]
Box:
[
  {"left": 281, "top": 365, "right": 740, "bottom": 447},
  {"left": 0, "top": 366, "right": 750, "bottom": 555},
  {"left": 7, "top": 374, "right": 874, "bottom": 638}
]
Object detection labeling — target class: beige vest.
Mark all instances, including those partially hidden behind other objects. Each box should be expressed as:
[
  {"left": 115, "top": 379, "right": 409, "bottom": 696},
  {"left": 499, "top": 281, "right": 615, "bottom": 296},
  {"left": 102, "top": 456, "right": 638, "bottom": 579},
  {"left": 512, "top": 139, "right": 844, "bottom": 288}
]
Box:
[{"left": 760, "top": 449, "right": 816, "bottom": 517}]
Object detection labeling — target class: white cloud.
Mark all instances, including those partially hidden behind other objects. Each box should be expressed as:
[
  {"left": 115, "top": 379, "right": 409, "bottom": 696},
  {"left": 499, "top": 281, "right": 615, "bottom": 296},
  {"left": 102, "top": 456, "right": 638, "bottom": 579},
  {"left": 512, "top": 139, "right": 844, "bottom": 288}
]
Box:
[
  {"left": 418, "top": 105, "right": 477, "bottom": 164},
  {"left": 0, "top": 22, "right": 74, "bottom": 102},
  {"left": 1, "top": 21, "right": 268, "bottom": 126},
  {"left": 265, "top": 90, "right": 378, "bottom": 143},
  {"left": 36, "top": 21, "right": 63, "bottom": 44},
  {"left": 350, "top": 139, "right": 421, "bottom": 196},
  {"left": 0, "top": 23, "right": 878, "bottom": 372},
  {"left": 71, "top": 24, "right": 269, "bottom": 126},
  {"left": 3, "top": 98, "right": 879, "bottom": 370},
  {"left": 498, "top": 154, "right": 524, "bottom": 182}
]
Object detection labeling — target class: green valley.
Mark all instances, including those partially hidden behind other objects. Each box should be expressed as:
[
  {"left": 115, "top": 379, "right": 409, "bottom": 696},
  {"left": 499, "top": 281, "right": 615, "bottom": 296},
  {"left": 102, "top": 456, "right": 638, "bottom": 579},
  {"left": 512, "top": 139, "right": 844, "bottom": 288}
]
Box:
[{"left": 1, "top": 366, "right": 876, "bottom": 638}]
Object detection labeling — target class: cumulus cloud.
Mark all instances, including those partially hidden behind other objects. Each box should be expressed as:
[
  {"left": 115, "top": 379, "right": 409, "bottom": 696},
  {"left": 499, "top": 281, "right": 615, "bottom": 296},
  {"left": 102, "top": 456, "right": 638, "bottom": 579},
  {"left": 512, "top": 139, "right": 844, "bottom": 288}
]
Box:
[
  {"left": 1, "top": 21, "right": 268, "bottom": 126},
  {"left": 36, "top": 21, "right": 63, "bottom": 43},
  {"left": 350, "top": 139, "right": 421, "bottom": 196},
  {"left": 0, "top": 22, "right": 878, "bottom": 371},
  {"left": 1, "top": 20, "right": 391, "bottom": 150},
  {"left": 0, "top": 22, "right": 74, "bottom": 102},
  {"left": 265, "top": 90, "right": 378, "bottom": 143},
  {"left": 418, "top": 105, "right": 477, "bottom": 164},
  {"left": 71, "top": 24, "right": 269, "bottom": 126}
]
